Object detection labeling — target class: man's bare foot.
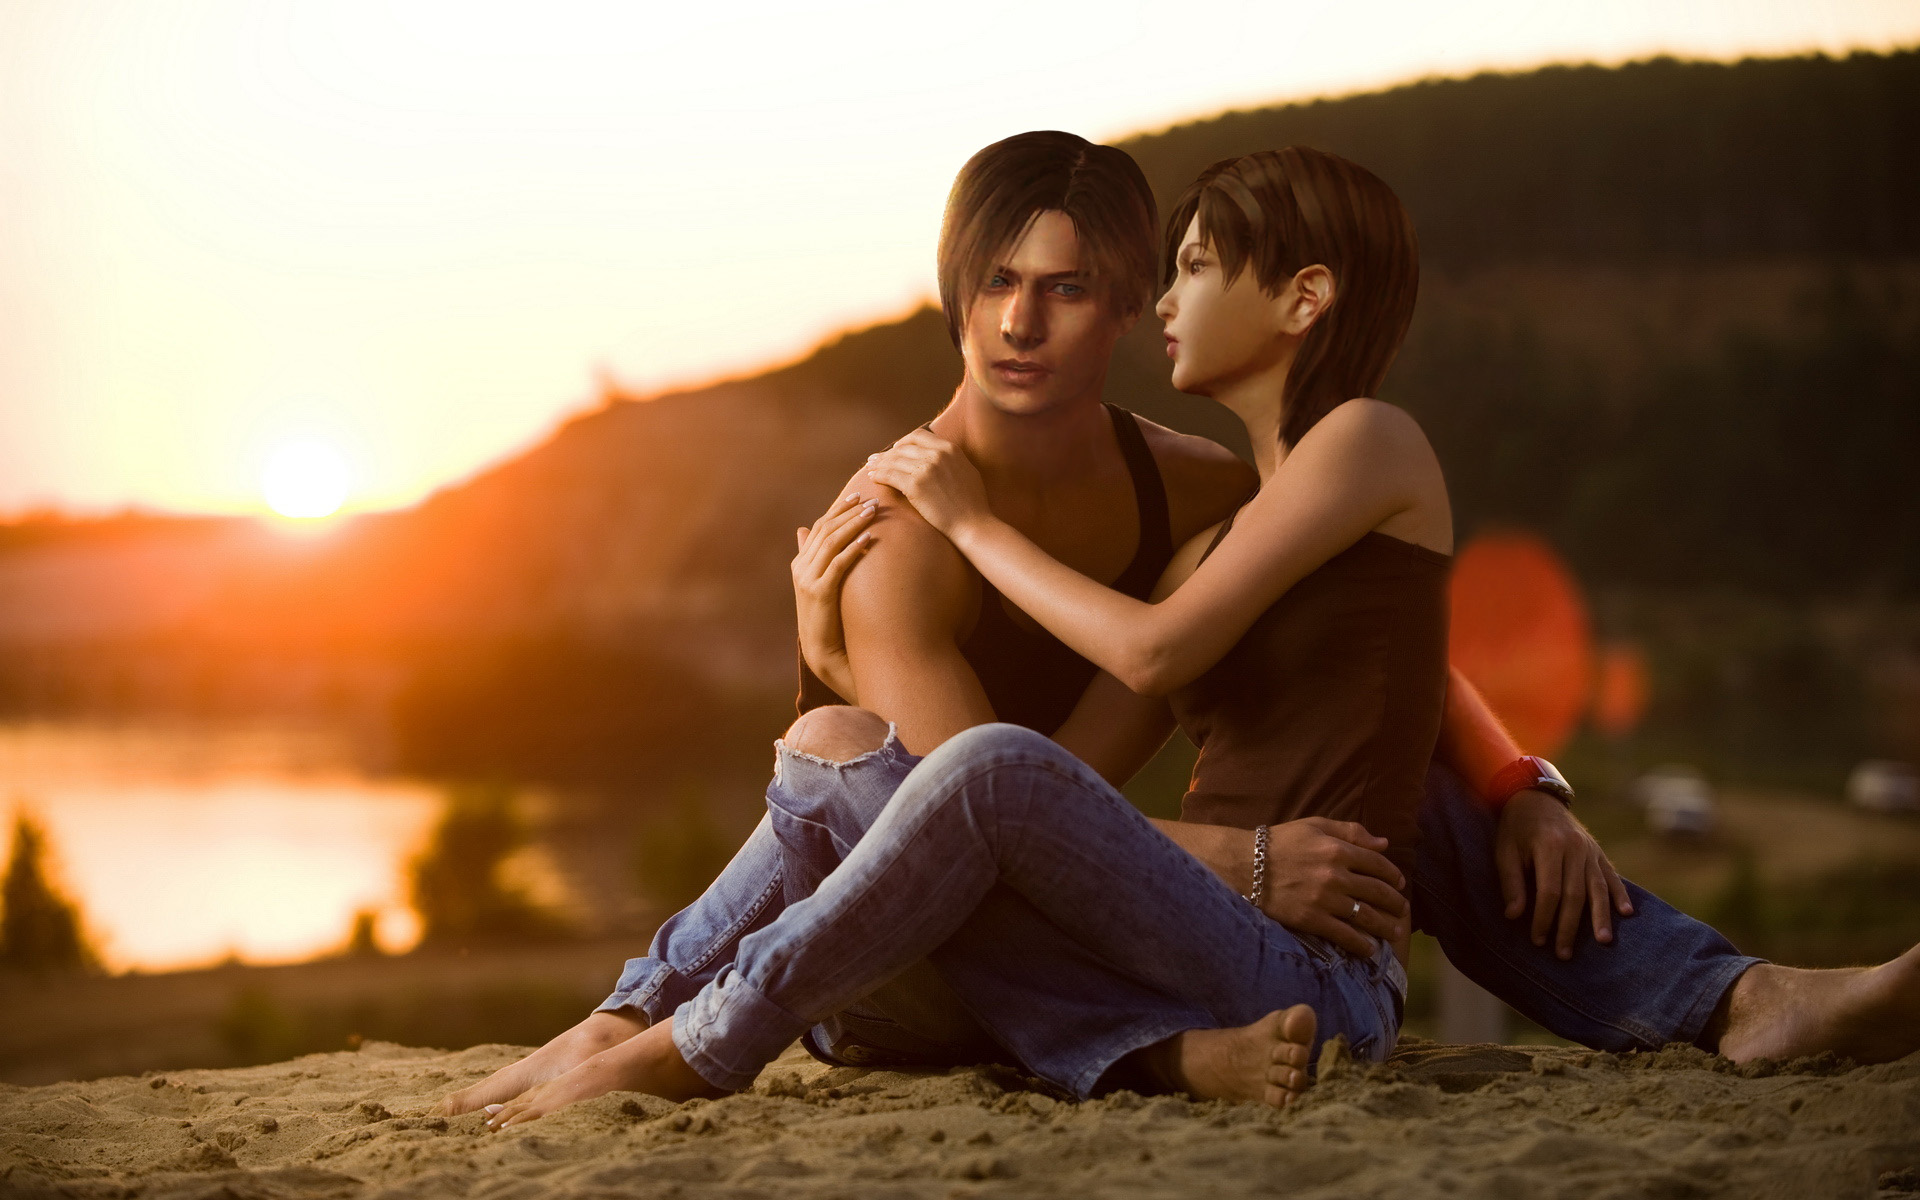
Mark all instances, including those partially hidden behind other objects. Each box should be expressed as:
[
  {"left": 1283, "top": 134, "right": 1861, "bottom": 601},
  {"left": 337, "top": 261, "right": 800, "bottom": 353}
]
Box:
[
  {"left": 1149, "top": 1005, "right": 1317, "bottom": 1108},
  {"left": 438, "top": 1010, "right": 649, "bottom": 1117},
  {"left": 486, "top": 1017, "right": 729, "bottom": 1129},
  {"left": 1716, "top": 943, "right": 1920, "bottom": 1064}
]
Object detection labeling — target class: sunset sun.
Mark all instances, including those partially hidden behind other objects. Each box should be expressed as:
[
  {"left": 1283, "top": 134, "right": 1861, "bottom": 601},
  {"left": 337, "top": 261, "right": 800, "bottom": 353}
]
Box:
[{"left": 261, "top": 439, "right": 352, "bottom": 519}]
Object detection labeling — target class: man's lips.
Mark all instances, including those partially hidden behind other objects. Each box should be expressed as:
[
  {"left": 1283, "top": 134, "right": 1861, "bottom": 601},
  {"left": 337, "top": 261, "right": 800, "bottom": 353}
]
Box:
[{"left": 992, "top": 359, "right": 1051, "bottom": 385}]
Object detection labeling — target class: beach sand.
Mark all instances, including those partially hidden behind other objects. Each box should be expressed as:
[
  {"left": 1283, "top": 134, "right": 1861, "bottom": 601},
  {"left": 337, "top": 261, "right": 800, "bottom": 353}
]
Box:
[{"left": 5, "top": 1037, "right": 1916, "bottom": 1199}]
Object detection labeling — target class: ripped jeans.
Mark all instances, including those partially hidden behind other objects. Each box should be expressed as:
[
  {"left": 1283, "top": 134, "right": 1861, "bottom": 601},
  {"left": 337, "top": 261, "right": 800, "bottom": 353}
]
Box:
[{"left": 597, "top": 723, "right": 1405, "bottom": 1098}]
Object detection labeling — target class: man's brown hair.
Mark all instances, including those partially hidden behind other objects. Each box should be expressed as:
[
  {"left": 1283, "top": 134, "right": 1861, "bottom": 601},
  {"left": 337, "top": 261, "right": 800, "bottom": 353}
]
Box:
[
  {"left": 937, "top": 131, "right": 1158, "bottom": 348},
  {"left": 1163, "top": 147, "right": 1420, "bottom": 448}
]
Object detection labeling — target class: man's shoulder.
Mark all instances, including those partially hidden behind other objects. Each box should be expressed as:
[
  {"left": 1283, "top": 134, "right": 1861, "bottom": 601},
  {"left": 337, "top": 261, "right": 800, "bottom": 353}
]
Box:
[
  {"left": 833, "top": 466, "right": 977, "bottom": 635},
  {"left": 1131, "top": 415, "right": 1259, "bottom": 541}
]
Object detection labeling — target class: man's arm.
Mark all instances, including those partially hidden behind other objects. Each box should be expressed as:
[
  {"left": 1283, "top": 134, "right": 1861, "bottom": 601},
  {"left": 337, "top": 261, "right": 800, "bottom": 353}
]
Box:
[{"left": 840, "top": 487, "right": 995, "bottom": 755}]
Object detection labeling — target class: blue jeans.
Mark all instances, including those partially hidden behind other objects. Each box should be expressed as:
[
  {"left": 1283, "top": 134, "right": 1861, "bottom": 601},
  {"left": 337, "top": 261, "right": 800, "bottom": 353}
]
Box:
[
  {"left": 1412, "top": 763, "right": 1763, "bottom": 1050},
  {"left": 600, "top": 723, "right": 1404, "bottom": 1097}
]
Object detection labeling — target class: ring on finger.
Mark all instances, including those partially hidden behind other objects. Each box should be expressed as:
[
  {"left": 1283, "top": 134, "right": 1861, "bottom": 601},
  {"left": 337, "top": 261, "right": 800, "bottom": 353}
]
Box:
[{"left": 1350, "top": 900, "right": 1362, "bottom": 919}]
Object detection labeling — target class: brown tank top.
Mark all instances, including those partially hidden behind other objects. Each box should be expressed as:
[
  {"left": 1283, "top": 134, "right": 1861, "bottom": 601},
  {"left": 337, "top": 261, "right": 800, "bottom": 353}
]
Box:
[
  {"left": 1170, "top": 508, "right": 1450, "bottom": 879},
  {"left": 798, "top": 403, "right": 1173, "bottom": 735}
]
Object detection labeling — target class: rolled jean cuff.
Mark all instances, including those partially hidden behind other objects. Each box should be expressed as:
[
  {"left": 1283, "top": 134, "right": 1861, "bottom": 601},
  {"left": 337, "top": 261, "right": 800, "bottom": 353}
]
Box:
[
  {"left": 673, "top": 966, "right": 810, "bottom": 1092},
  {"left": 594, "top": 964, "right": 677, "bottom": 1023}
]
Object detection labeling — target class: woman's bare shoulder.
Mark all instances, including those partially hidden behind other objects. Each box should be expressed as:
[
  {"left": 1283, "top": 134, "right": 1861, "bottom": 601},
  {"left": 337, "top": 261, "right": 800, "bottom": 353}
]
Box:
[{"left": 1298, "top": 399, "right": 1451, "bottom": 553}]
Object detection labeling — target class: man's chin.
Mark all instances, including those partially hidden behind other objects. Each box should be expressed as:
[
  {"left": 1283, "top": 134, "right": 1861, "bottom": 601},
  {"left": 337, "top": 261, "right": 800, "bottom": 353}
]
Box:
[{"left": 971, "top": 381, "right": 1087, "bottom": 419}]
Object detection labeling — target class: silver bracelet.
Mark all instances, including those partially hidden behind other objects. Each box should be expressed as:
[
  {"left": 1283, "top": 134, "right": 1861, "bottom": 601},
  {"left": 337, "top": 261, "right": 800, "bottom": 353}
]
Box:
[{"left": 1244, "top": 824, "right": 1269, "bottom": 909}]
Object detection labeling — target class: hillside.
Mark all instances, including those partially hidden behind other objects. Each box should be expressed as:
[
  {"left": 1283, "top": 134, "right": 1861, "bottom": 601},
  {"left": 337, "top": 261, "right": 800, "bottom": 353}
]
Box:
[{"left": 2, "top": 50, "right": 1916, "bottom": 782}]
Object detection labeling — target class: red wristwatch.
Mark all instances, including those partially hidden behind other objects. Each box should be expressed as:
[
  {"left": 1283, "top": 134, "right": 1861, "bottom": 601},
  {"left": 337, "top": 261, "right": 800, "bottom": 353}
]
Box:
[{"left": 1486, "top": 755, "right": 1575, "bottom": 809}]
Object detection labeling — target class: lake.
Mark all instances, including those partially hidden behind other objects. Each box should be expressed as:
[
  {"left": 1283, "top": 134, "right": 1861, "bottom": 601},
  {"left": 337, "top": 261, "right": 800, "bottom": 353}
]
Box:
[{"left": 0, "top": 722, "right": 443, "bottom": 971}]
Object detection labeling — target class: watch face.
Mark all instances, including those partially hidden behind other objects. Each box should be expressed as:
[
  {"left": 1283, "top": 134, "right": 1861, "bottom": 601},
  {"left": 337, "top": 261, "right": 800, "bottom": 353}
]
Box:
[{"left": 1531, "top": 757, "right": 1575, "bottom": 803}]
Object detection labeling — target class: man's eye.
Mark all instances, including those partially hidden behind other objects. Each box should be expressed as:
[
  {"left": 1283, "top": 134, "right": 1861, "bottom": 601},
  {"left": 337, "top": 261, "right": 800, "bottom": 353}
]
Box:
[
  {"left": 987, "top": 274, "right": 1010, "bottom": 289},
  {"left": 1054, "top": 283, "right": 1084, "bottom": 297}
]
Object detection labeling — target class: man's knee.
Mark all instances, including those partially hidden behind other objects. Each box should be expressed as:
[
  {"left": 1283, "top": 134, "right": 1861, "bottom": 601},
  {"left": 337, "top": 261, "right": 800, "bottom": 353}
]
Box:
[{"left": 784, "top": 706, "right": 889, "bottom": 764}]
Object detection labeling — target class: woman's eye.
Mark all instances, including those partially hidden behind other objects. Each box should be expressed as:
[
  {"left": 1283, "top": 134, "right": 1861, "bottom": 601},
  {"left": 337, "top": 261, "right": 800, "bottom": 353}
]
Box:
[{"left": 1187, "top": 258, "right": 1205, "bottom": 275}]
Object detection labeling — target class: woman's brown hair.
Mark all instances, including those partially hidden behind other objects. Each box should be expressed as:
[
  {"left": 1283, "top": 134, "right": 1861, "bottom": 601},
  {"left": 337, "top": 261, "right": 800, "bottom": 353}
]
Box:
[
  {"left": 938, "top": 131, "right": 1158, "bottom": 348},
  {"left": 1163, "top": 147, "right": 1419, "bottom": 448}
]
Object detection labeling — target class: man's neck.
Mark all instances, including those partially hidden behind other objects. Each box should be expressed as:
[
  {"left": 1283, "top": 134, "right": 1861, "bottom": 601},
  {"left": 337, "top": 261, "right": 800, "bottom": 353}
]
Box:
[{"left": 930, "top": 377, "right": 1116, "bottom": 497}]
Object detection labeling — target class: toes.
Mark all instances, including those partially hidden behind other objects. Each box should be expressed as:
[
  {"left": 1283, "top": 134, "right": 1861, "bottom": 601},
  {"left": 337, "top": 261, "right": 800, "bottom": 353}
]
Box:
[
  {"left": 1270, "top": 1040, "right": 1309, "bottom": 1068},
  {"left": 1280, "top": 1004, "right": 1317, "bottom": 1047},
  {"left": 1267, "top": 1065, "right": 1307, "bottom": 1093}
]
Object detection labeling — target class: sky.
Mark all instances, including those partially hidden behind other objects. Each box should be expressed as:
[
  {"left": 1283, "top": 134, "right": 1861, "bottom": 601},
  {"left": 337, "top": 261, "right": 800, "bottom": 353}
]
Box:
[{"left": 3, "top": 0, "right": 1916, "bottom": 519}]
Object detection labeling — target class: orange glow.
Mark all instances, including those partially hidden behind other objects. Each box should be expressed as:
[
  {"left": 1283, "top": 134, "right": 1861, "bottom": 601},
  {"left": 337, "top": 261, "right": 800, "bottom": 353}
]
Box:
[
  {"left": 1448, "top": 531, "right": 1595, "bottom": 757},
  {"left": 1593, "top": 641, "right": 1652, "bottom": 739}
]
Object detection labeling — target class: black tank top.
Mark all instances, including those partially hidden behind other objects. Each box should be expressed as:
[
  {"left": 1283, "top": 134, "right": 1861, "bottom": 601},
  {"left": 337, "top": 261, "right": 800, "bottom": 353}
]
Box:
[
  {"left": 1171, "top": 503, "right": 1450, "bottom": 879},
  {"left": 797, "top": 403, "right": 1173, "bottom": 735}
]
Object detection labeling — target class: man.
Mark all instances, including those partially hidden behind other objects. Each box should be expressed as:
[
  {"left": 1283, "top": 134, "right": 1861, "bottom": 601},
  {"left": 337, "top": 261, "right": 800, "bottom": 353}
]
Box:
[{"left": 445, "top": 132, "right": 1917, "bottom": 1120}]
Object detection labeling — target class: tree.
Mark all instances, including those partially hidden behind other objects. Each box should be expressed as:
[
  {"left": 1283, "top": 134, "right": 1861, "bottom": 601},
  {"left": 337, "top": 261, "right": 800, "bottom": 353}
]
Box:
[{"left": 0, "top": 810, "right": 98, "bottom": 972}]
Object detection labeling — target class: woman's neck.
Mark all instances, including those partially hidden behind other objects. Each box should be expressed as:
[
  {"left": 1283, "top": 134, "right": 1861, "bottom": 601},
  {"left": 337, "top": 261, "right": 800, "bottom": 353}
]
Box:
[{"left": 1212, "top": 348, "right": 1297, "bottom": 483}]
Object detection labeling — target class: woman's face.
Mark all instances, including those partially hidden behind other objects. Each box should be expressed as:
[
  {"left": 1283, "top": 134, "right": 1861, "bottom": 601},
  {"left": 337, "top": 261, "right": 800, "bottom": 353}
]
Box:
[{"left": 1154, "top": 215, "right": 1289, "bottom": 397}]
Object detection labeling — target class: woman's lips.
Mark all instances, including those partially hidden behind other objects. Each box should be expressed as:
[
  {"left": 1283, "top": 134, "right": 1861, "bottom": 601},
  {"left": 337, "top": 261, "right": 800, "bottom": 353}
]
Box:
[
  {"left": 992, "top": 360, "right": 1050, "bottom": 386},
  {"left": 1164, "top": 336, "right": 1179, "bottom": 360}
]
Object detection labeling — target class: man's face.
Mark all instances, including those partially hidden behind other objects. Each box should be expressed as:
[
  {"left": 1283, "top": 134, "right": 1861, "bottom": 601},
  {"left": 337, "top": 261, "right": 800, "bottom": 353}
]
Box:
[{"left": 958, "top": 210, "right": 1136, "bottom": 416}]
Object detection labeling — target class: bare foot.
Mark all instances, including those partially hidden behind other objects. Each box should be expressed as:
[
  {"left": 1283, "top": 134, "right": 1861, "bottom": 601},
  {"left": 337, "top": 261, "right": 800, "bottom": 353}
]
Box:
[
  {"left": 1717, "top": 943, "right": 1920, "bottom": 1064},
  {"left": 438, "top": 1010, "right": 649, "bottom": 1116},
  {"left": 1155, "top": 1005, "right": 1318, "bottom": 1108},
  {"left": 487, "top": 1017, "right": 728, "bottom": 1129}
]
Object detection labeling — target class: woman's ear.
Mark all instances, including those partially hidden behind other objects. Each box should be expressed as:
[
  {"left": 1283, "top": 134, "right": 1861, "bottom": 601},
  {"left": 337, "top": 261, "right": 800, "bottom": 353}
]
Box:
[{"left": 1282, "top": 265, "right": 1336, "bottom": 334}]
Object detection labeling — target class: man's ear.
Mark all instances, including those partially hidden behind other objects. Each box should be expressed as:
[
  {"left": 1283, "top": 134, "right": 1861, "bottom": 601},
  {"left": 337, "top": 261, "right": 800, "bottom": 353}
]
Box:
[{"left": 1280, "top": 264, "right": 1336, "bottom": 335}]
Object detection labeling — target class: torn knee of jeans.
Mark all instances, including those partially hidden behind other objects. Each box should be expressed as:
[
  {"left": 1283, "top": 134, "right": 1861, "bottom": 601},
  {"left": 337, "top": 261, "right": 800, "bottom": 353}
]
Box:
[{"left": 780, "top": 705, "right": 890, "bottom": 765}]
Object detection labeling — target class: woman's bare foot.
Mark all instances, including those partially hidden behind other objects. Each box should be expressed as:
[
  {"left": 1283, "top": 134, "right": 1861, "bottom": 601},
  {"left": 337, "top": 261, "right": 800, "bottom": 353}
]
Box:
[
  {"left": 438, "top": 1010, "right": 649, "bottom": 1117},
  {"left": 1147, "top": 1005, "right": 1318, "bottom": 1108},
  {"left": 1716, "top": 943, "right": 1920, "bottom": 1064},
  {"left": 486, "top": 1017, "right": 728, "bottom": 1129}
]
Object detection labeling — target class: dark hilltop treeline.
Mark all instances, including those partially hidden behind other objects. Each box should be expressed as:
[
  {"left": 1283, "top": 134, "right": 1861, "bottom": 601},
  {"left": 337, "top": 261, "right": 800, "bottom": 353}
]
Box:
[{"left": 1, "top": 50, "right": 1916, "bottom": 787}]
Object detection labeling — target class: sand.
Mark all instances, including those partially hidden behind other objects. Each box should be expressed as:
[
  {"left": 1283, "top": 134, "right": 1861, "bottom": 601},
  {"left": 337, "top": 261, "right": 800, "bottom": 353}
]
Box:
[{"left": 4, "top": 1038, "right": 1916, "bottom": 1200}]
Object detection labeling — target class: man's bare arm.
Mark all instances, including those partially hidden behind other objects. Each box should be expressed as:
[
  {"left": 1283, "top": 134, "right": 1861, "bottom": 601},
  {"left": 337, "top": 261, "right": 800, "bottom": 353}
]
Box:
[{"left": 840, "top": 488, "right": 994, "bottom": 755}]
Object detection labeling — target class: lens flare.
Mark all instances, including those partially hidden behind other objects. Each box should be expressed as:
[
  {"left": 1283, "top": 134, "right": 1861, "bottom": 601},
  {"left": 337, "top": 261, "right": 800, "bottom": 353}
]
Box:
[
  {"left": 261, "top": 439, "right": 351, "bottom": 519},
  {"left": 1448, "top": 531, "right": 1594, "bottom": 757}
]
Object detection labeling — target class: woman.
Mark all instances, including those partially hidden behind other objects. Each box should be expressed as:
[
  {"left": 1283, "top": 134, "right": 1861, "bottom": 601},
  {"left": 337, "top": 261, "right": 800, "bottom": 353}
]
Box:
[{"left": 482, "top": 146, "right": 1450, "bottom": 1124}]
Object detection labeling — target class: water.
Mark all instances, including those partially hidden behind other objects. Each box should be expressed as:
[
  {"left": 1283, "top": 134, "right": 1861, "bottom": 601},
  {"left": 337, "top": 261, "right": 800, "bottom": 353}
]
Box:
[{"left": 0, "top": 723, "right": 441, "bottom": 971}]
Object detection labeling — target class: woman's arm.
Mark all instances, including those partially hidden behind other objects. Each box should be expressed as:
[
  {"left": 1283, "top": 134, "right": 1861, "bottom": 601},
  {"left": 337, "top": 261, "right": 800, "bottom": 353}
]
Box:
[
  {"left": 867, "top": 399, "right": 1444, "bottom": 696},
  {"left": 1438, "top": 666, "right": 1634, "bottom": 957},
  {"left": 1437, "top": 667, "right": 1524, "bottom": 802}
]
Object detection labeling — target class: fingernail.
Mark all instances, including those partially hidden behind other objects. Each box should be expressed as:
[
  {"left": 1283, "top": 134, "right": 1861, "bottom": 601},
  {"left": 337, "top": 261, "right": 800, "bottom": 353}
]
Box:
[{"left": 484, "top": 1105, "right": 502, "bottom": 1113}]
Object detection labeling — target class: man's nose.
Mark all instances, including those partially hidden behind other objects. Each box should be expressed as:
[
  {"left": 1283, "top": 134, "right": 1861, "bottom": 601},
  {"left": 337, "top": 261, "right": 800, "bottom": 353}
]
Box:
[{"left": 1000, "top": 286, "right": 1044, "bottom": 350}]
